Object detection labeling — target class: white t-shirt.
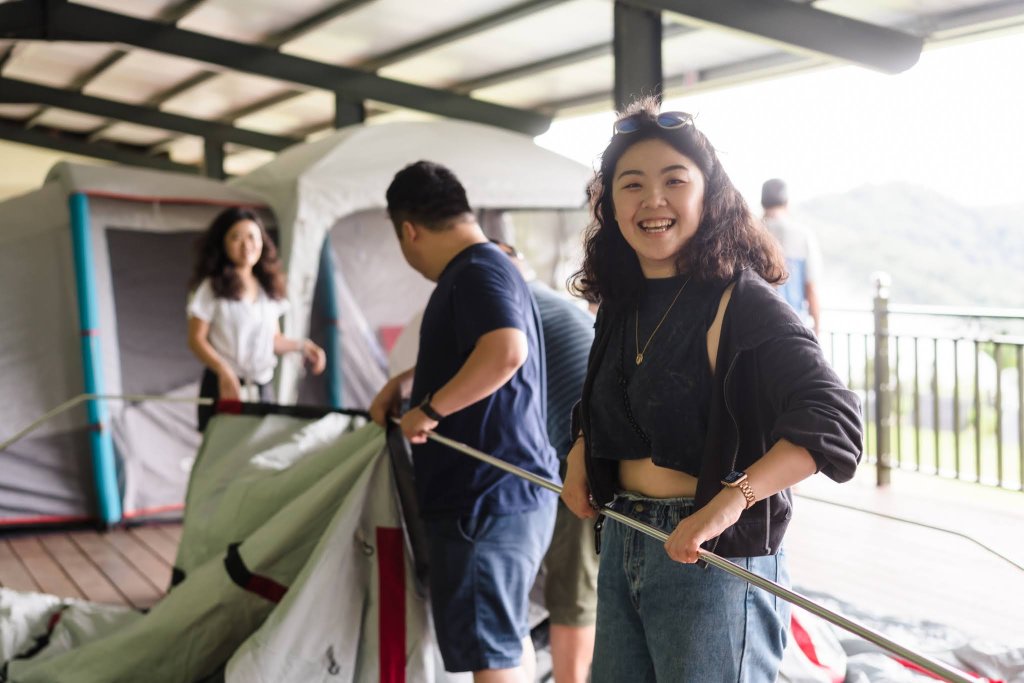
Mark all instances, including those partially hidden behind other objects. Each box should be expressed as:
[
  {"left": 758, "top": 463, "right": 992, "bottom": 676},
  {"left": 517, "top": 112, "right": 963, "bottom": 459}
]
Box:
[
  {"left": 765, "top": 215, "right": 822, "bottom": 323},
  {"left": 187, "top": 278, "right": 290, "bottom": 385},
  {"left": 764, "top": 216, "right": 821, "bottom": 284}
]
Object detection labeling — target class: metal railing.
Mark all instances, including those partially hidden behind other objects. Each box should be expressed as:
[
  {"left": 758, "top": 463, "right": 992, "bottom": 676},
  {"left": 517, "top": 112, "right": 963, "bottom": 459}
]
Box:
[{"left": 823, "top": 273, "right": 1024, "bottom": 491}]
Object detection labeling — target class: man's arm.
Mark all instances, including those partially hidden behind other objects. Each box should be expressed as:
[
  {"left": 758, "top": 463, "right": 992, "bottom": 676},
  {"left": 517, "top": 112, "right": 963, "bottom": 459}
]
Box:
[{"left": 399, "top": 327, "right": 527, "bottom": 443}]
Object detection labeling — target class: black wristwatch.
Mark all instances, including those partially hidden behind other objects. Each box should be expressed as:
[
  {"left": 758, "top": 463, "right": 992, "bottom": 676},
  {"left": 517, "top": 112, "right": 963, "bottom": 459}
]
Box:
[{"left": 418, "top": 393, "right": 445, "bottom": 421}]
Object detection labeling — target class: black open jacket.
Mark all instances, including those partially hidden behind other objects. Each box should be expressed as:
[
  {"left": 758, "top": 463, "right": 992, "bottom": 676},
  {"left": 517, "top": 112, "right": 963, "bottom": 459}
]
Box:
[{"left": 573, "top": 269, "right": 863, "bottom": 557}]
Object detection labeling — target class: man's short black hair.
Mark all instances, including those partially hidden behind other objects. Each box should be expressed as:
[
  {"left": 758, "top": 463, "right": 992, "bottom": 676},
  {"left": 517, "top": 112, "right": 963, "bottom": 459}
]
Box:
[
  {"left": 386, "top": 161, "right": 472, "bottom": 233},
  {"left": 761, "top": 178, "right": 788, "bottom": 209}
]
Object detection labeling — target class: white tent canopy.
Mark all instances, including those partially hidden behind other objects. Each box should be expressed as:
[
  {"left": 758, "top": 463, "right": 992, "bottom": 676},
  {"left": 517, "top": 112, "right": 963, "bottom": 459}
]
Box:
[{"left": 234, "top": 119, "right": 592, "bottom": 406}]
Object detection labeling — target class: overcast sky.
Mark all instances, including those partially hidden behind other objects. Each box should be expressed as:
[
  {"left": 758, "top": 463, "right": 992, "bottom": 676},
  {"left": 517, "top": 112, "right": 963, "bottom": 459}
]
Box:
[{"left": 536, "top": 30, "right": 1024, "bottom": 208}]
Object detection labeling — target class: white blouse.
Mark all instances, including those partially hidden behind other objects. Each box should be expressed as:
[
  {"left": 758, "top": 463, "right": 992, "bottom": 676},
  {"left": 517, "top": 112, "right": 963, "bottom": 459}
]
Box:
[{"left": 187, "top": 278, "right": 290, "bottom": 385}]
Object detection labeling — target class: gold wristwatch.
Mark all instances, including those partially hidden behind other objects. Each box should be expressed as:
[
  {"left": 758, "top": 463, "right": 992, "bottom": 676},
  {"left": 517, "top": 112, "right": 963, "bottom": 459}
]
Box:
[{"left": 721, "top": 470, "right": 756, "bottom": 509}]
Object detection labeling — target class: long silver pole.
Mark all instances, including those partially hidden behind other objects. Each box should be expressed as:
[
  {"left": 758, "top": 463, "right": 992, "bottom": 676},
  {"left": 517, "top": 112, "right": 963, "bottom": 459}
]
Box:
[{"left": 414, "top": 425, "right": 981, "bottom": 683}]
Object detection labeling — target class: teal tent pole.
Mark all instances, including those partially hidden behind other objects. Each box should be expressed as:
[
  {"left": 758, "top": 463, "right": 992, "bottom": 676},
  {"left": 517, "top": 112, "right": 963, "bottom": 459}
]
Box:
[
  {"left": 68, "top": 193, "right": 122, "bottom": 526},
  {"left": 317, "top": 238, "right": 343, "bottom": 408}
]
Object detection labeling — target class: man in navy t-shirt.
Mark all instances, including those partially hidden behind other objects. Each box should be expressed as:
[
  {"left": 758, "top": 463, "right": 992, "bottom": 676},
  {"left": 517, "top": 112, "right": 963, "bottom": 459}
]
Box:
[{"left": 370, "top": 161, "right": 557, "bottom": 681}]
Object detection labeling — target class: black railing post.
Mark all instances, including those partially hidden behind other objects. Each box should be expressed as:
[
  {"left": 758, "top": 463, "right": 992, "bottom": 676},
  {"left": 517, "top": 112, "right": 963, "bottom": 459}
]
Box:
[{"left": 873, "top": 272, "right": 893, "bottom": 486}]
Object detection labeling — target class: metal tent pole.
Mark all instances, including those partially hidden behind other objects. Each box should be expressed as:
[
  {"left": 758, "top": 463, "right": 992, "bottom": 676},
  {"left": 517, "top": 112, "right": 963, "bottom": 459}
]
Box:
[{"left": 412, "top": 424, "right": 981, "bottom": 683}]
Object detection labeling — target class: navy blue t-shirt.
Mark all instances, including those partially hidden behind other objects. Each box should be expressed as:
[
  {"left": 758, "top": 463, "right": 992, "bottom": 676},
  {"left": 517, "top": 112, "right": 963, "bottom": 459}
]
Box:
[{"left": 411, "top": 242, "right": 558, "bottom": 518}]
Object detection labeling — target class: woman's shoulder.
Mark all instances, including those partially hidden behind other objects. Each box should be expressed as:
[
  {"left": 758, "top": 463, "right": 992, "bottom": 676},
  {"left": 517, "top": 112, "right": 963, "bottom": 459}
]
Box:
[
  {"left": 731, "top": 269, "right": 792, "bottom": 309},
  {"left": 190, "top": 277, "right": 217, "bottom": 302},
  {"left": 187, "top": 277, "right": 219, "bottom": 320},
  {"left": 723, "top": 270, "right": 812, "bottom": 346}
]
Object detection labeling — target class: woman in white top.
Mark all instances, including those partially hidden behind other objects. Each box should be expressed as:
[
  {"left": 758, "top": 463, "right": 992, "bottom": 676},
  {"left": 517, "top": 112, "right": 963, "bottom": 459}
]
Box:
[{"left": 187, "top": 207, "right": 326, "bottom": 430}]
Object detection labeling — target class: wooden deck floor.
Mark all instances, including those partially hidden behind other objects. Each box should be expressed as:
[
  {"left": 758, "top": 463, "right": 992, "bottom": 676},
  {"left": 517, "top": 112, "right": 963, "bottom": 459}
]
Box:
[
  {"left": 787, "top": 465, "right": 1024, "bottom": 645},
  {"left": 0, "top": 523, "right": 181, "bottom": 609}
]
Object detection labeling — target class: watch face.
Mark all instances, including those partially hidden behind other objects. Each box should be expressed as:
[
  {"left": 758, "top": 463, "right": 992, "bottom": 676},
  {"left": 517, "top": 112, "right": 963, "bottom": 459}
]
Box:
[{"left": 722, "top": 470, "right": 746, "bottom": 485}]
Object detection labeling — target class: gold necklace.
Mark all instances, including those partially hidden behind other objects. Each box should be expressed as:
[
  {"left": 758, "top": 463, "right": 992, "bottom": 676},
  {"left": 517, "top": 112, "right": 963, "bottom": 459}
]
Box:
[{"left": 634, "top": 277, "right": 691, "bottom": 365}]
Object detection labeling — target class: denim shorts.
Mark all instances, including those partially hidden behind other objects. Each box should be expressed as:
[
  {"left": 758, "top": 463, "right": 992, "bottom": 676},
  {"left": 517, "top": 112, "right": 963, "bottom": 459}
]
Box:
[
  {"left": 424, "top": 495, "right": 556, "bottom": 672},
  {"left": 592, "top": 492, "right": 791, "bottom": 683}
]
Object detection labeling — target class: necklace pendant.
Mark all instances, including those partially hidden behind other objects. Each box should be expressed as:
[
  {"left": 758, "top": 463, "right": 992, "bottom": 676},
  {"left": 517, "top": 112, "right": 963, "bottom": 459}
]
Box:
[{"left": 635, "top": 352, "right": 643, "bottom": 365}]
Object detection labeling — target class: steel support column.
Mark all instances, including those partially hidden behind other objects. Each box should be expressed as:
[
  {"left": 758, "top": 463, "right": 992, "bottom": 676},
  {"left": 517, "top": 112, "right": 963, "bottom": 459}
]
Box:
[
  {"left": 614, "top": 1, "right": 663, "bottom": 110},
  {"left": 203, "top": 137, "right": 225, "bottom": 179},
  {"left": 334, "top": 94, "right": 366, "bottom": 129}
]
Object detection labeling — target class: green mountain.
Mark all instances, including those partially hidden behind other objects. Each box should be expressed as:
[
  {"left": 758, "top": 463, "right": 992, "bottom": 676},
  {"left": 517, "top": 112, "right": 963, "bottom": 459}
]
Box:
[{"left": 795, "top": 183, "right": 1024, "bottom": 308}]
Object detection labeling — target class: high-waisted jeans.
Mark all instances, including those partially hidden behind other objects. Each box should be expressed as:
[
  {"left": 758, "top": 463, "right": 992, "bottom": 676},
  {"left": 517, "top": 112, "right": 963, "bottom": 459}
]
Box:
[{"left": 592, "top": 493, "right": 791, "bottom": 682}]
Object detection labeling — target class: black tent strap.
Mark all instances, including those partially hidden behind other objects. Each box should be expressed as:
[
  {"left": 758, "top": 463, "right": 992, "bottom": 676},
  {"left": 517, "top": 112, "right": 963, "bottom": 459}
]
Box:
[
  {"left": 12, "top": 607, "right": 68, "bottom": 661},
  {"left": 224, "top": 543, "right": 288, "bottom": 604},
  {"left": 214, "top": 399, "right": 370, "bottom": 421},
  {"left": 169, "top": 566, "right": 186, "bottom": 588}
]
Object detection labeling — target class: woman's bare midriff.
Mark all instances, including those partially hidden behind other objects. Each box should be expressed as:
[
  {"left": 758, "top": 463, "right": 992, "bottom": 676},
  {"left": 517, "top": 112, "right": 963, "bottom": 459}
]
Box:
[{"left": 618, "top": 458, "right": 698, "bottom": 498}]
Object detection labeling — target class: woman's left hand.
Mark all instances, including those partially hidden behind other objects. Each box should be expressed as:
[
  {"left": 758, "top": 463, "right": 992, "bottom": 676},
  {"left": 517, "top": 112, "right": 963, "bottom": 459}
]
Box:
[
  {"left": 302, "top": 339, "right": 327, "bottom": 375},
  {"left": 664, "top": 488, "right": 746, "bottom": 563}
]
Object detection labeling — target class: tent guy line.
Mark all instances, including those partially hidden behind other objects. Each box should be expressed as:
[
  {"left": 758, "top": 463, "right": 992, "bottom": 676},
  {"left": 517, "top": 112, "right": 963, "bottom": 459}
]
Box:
[
  {"left": 0, "top": 393, "right": 213, "bottom": 453},
  {"left": 395, "top": 417, "right": 983, "bottom": 683},
  {"left": 796, "top": 493, "right": 1024, "bottom": 574}
]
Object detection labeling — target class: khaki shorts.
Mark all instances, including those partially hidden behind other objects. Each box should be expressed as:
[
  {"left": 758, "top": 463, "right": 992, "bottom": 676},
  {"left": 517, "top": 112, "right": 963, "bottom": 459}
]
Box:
[{"left": 542, "top": 498, "right": 599, "bottom": 627}]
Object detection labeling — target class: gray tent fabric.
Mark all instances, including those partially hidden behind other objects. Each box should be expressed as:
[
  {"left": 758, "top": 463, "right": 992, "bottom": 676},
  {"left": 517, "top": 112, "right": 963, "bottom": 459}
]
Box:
[
  {"left": 299, "top": 211, "right": 406, "bottom": 409},
  {"left": 0, "top": 183, "right": 89, "bottom": 523},
  {"left": 0, "top": 431, "right": 95, "bottom": 520},
  {"left": 0, "top": 162, "right": 270, "bottom": 525}
]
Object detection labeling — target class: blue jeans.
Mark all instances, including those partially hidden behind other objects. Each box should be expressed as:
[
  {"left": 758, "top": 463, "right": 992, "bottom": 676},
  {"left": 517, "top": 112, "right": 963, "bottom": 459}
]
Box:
[{"left": 593, "top": 493, "right": 791, "bottom": 683}]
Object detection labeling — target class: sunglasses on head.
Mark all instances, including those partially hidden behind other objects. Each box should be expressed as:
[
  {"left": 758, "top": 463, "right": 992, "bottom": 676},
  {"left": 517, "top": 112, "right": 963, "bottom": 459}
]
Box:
[{"left": 613, "top": 111, "right": 694, "bottom": 135}]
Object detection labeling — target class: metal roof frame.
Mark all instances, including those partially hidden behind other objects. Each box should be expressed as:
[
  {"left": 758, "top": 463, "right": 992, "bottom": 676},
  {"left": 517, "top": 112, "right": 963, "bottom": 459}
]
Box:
[
  {"left": 0, "top": 76, "right": 298, "bottom": 151},
  {"left": 1, "top": 0, "right": 1020, "bottom": 179},
  {"left": 622, "top": 0, "right": 923, "bottom": 73},
  {"left": 0, "top": 118, "right": 197, "bottom": 173},
  {"left": 359, "top": 0, "right": 569, "bottom": 71},
  {"left": 3, "top": 0, "right": 552, "bottom": 135}
]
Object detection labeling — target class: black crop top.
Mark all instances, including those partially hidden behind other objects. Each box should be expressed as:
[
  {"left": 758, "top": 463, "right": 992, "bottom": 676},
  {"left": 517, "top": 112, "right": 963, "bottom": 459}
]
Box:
[{"left": 588, "top": 275, "right": 722, "bottom": 476}]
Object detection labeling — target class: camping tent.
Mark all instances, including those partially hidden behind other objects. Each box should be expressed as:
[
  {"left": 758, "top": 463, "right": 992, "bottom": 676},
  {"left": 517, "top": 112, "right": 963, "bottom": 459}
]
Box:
[
  {"left": 233, "top": 119, "right": 592, "bottom": 409},
  {"left": 0, "top": 162, "right": 271, "bottom": 526}
]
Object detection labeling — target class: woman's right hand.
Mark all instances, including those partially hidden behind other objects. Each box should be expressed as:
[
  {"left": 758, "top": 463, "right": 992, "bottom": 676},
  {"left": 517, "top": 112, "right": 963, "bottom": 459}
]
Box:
[
  {"left": 217, "top": 368, "right": 242, "bottom": 401},
  {"left": 561, "top": 437, "right": 597, "bottom": 519}
]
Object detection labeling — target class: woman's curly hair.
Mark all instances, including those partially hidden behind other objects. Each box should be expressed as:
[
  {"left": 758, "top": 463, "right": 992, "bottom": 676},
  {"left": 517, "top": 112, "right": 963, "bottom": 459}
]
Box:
[
  {"left": 569, "top": 98, "right": 785, "bottom": 304},
  {"left": 189, "top": 206, "right": 286, "bottom": 300}
]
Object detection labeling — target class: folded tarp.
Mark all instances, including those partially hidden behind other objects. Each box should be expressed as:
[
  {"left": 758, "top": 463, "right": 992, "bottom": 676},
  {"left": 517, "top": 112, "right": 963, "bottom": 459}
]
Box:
[{"left": 778, "top": 594, "right": 1022, "bottom": 683}]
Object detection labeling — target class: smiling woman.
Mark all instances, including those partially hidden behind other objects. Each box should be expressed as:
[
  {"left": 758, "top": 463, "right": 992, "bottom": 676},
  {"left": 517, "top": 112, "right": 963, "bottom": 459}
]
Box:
[
  {"left": 185, "top": 207, "right": 325, "bottom": 430},
  {"left": 561, "top": 98, "right": 864, "bottom": 682}
]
